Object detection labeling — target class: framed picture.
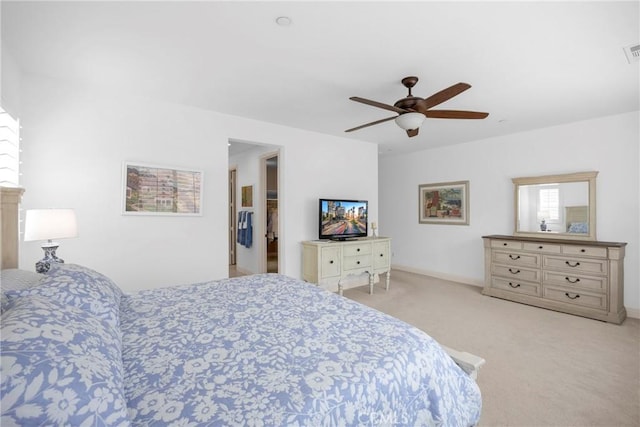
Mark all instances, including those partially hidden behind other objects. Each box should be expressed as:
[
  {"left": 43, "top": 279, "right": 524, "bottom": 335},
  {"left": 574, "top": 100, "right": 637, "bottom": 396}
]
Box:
[
  {"left": 241, "top": 185, "right": 253, "bottom": 207},
  {"left": 418, "top": 180, "right": 469, "bottom": 225},
  {"left": 123, "top": 162, "right": 203, "bottom": 216}
]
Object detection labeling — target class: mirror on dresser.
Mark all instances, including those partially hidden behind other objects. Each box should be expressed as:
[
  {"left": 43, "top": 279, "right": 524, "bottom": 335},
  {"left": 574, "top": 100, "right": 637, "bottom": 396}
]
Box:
[{"left": 513, "top": 171, "right": 598, "bottom": 241}]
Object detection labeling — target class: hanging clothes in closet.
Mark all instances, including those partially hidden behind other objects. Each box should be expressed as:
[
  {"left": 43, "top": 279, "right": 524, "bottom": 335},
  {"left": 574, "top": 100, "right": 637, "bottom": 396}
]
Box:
[
  {"left": 266, "top": 205, "right": 278, "bottom": 242},
  {"left": 237, "top": 211, "right": 253, "bottom": 248}
]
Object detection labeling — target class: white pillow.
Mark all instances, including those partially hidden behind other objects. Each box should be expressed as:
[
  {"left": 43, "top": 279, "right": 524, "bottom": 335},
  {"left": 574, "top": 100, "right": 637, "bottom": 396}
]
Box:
[
  {"left": 1, "top": 268, "right": 44, "bottom": 292},
  {"left": 1, "top": 268, "right": 44, "bottom": 313}
]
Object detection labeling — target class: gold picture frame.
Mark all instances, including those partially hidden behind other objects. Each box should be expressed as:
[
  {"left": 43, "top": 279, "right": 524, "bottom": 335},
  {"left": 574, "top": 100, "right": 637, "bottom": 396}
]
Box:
[
  {"left": 241, "top": 185, "right": 253, "bottom": 207},
  {"left": 418, "top": 180, "right": 469, "bottom": 225}
]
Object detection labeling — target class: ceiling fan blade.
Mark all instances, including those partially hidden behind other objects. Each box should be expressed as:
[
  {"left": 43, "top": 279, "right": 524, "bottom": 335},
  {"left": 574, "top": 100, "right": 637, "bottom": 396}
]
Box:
[
  {"left": 406, "top": 128, "right": 419, "bottom": 137},
  {"left": 345, "top": 115, "right": 397, "bottom": 133},
  {"left": 424, "top": 110, "right": 489, "bottom": 119},
  {"left": 350, "top": 96, "right": 409, "bottom": 114},
  {"left": 415, "top": 83, "right": 472, "bottom": 112}
]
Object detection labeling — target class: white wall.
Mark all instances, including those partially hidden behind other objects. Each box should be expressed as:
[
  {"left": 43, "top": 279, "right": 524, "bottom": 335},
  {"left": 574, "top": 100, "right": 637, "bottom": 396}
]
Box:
[
  {"left": 17, "top": 75, "right": 226, "bottom": 291},
  {"left": 16, "top": 74, "right": 379, "bottom": 292},
  {"left": 380, "top": 111, "right": 640, "bottom": 313},
  {"left": 0, "top": 44, "right": 22, "bottom": 117}
]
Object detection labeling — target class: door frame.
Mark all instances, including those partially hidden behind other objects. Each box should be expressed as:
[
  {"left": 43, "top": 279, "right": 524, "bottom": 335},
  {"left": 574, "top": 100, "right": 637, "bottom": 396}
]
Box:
[{"left": 228, "top": 167, "right": 237, "bottom": 266}]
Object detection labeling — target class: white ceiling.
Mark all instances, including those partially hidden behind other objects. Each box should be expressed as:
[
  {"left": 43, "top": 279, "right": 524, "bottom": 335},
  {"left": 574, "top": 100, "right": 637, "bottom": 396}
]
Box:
[{"left": 2, "top": 1, "right": 638, "bottom": 156}]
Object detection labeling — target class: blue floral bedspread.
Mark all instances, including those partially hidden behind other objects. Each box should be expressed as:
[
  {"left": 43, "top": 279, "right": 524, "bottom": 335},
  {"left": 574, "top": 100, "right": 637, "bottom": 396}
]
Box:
[{"left": 121, "top": 274, "right": 482, "bottom": 426}]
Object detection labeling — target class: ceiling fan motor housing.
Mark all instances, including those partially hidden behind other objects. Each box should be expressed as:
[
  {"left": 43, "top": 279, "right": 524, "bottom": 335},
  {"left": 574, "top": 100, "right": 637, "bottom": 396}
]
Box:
[{"left": 394, "top": 96, "right": 423, "bottom": 111}]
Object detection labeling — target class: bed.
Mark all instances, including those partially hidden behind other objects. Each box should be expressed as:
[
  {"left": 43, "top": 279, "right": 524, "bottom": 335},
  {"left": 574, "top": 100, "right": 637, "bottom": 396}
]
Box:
[
  {"left": 0, "top": 187, "right": 483, "bottom": 426},
  {"left": 565, "top": 205, "right": 589, "bottom": 233}
]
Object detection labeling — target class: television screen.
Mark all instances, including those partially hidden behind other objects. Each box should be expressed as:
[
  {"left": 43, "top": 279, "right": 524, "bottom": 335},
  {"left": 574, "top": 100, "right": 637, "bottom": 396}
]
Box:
[{"left": 319, "top": 199, "right": 368, "bottom": 240}]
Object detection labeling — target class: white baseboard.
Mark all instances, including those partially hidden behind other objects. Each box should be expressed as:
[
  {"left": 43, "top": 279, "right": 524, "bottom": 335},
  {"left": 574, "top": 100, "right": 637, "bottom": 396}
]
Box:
[
  {"left": 391, "top": 264, "right": 484, "bottom": 288},
  {"left": 626, "top": 307, "right": 640, "bottom": 319},
  {"left": 391, "top": 264, "right": 640, "bottom": 320}
]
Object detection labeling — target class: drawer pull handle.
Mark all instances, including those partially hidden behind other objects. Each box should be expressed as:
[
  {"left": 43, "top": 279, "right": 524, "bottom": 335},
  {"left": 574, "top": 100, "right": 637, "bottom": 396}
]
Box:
[
  {"left": 565, "top": 261, "right": 581, "bottom": 267},
  {"left": 329, "top": 260, "right": 334, "bottom": 264},
  {"left": 357, "top": 261, "right": 360, "bottom": 265},
  {"left": 379, "top": 254, "right": 383, "bottom": 257},
  {"left": 565, "top": 277, "right": 581, "bottom": 284},
  {"left": 357, "top": 248, "right": 360, "bottom": 252},
  {"left": 565, "top": 292, "right": 580, "bottom": 300},
  {"left": 509, "top": 255, "right": 520, "bottom": 260},
  {"left": 503, "top": 243, "right": 508, "bottom": 246},
  {"left": 580, "top": 249, "right": 586, "bottom": 253},
  {"left": 508, "top": 268, "right": 520, "bottom": 274},
  {"left": 538, "top": 246, "right": 544, "bottom": 249},
  {"left": 508, "top": 282, "right": 521, "bottom": 288}
]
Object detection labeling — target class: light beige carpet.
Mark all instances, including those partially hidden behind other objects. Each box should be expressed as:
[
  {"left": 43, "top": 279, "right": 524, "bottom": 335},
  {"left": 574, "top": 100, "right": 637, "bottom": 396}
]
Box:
[{"left": 343, "top": 269, "right": 640, "bottom": 427}]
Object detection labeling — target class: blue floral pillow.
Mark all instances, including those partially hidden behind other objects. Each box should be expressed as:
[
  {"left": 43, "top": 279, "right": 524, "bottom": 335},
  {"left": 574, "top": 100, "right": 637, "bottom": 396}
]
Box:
[
  {"left": 0, "top": 294, "right": 130, "bottom": 426},
  {"left": 5, "top": 263, "right": 123, "bottom": 328},
  {"left": 568, "top": 222, "right": 588, "bottom": 233},
  {"left": 45, "top": 263, "right": 124, "bottom": 302}
]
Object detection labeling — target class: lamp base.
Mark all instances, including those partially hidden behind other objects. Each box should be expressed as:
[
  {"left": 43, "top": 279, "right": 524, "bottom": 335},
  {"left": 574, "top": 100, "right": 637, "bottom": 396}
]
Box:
[{"left": 35, "top": 243, "right": 65, "bottom": 274}]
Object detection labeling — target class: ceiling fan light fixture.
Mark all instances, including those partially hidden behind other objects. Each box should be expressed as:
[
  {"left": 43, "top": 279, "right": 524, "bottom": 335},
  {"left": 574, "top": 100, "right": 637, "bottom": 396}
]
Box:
[{"left": 395, "top": 112, "right": 425, "bottom": 130}]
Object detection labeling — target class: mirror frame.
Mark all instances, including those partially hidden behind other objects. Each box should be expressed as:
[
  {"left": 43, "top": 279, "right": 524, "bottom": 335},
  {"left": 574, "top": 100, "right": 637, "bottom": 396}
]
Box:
[{"left": 513, "top": 171, "right": 598, "bottom": 241}]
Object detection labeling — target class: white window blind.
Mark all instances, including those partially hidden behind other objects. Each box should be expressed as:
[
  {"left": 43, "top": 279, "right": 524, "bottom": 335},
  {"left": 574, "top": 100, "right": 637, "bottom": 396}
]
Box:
[
  {"left": 539, "top": 187, "right": 560, "bottom": 221},
  {"left": 0, "top": 107, "right": 20, "bottom": 187}
]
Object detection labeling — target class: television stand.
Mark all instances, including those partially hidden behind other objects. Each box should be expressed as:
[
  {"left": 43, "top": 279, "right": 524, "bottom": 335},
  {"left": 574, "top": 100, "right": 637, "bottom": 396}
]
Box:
[{"left": 301, "top": 237, "right": 392, "bottom": 295}]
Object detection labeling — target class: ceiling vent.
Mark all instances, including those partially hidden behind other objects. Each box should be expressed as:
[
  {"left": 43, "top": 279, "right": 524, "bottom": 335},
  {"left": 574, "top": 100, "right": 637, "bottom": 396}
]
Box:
[{"left": 623, "top": 44, "right": 640, "bottom": 64}]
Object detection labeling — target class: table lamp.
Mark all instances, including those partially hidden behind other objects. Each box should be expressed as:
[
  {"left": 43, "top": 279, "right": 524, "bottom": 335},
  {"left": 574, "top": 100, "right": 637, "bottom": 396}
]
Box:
[{"left": 24, "top": 208, "right": 78, "bottom": 273}]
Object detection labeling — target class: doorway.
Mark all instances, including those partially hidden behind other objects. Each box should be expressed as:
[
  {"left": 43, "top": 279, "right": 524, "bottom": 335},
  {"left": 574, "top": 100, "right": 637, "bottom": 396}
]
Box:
[
  {"left": 262, "top": 153, "right": 279, "bottom": 273},
  {"left": 228, "top": 141, "right": 281, "bottom": 276}
]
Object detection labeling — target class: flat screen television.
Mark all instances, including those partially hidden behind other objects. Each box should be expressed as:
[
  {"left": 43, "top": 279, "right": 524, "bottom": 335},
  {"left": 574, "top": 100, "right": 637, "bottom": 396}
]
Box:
[{"left": 319, "top": 198, "right": 368, "bottom": 240}]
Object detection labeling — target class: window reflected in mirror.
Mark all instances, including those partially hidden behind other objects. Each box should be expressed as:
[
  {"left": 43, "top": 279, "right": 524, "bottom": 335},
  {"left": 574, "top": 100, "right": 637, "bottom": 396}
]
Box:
[
  {"left": 513, "top": 171, "right": 597, "bottom": 241},
  {"left": 517, "top": 182, "right": 589, "bottom": 234}
]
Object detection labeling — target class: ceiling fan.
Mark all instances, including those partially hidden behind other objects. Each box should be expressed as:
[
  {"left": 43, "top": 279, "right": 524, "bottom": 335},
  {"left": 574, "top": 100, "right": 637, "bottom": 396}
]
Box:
[{"left": 346, "top": 76, "right": 489, "bottom": 137}]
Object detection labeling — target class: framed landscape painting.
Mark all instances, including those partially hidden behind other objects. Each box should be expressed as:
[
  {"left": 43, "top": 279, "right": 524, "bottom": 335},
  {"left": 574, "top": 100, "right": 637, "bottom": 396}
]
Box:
[
  {"left": 123, "top": 162, "right": 203, "bottom": 216},
  {"left": 419, "top": 180, "right": 469, "bottom": 225}
]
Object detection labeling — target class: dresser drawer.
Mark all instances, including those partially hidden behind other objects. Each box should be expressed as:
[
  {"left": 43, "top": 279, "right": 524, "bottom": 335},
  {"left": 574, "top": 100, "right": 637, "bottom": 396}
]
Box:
[
  {"left": 320, "top": 247, "right": 341, "bottom": 278},
  {"left": 542, "top": 271, "right": 607, "bottom": 292},
  {"left": 543, "top": 256, "right": 608, "bottom": 275},
  {"left": 343, "top": 255, "right": 371, "bottom": 270},
  {"left": 372, "top": 242, "right": 390, "bottom": 269},
  {"left": 522, "top": 242, "right": 562, "bottom": 254},
  {"left": 492, "top": 277, "right": 541, "bottom": 297},
  {"left": 493, "top": 251, "right": 541, "bottom": 267},
  {"left": 561, "top": 245, "right": 607, "bottom": 258},
  {"left": 343, "top": 244, "right": 372, "bottom": 257},
  {"left": 543, "top": 286, "right": 607, "bottom": 310},
  {"left": 492, "top": 264, "right": 540, "bottom": 282},
  {"left": 491, "top": 240, "right": 523, "bottom": 250}
]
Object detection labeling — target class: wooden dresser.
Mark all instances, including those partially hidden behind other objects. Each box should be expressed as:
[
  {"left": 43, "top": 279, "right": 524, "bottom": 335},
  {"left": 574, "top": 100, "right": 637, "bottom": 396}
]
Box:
[
  {"left": 302, "top": 237, "right": 391, "bottom": 295},
  {"left": 482, "top": 235, "right": 626, "bottom": 323}
]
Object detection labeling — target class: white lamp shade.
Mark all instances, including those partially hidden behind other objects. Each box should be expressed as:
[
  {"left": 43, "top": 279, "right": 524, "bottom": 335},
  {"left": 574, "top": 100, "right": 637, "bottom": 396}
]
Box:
[
  {"left": 395, "top": 112, "right": 426, "bottom": 130},
  {"left": 24, "top": 209, "right": 78, "bottom": 241}
]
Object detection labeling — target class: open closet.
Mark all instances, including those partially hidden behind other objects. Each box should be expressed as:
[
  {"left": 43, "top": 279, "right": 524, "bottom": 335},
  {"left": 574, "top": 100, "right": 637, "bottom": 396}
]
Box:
[{"left": 265, "top": 154, "right": 278, "bottom": 273}]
